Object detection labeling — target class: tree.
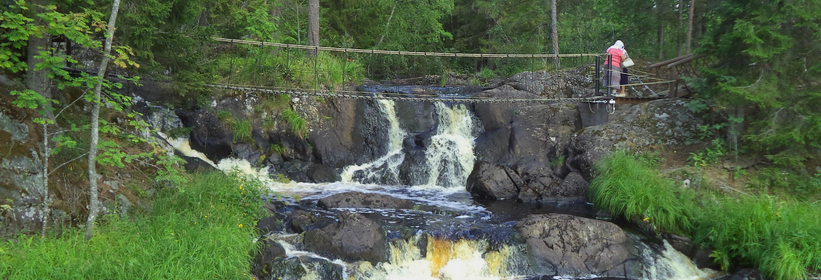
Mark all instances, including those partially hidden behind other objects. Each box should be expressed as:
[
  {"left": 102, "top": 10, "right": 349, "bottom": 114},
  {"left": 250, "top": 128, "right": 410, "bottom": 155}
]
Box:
[
  {"left": 550, "top": 0, "right": 559, "bottom": 68},
  {"left": 685, "top": 0, "right": 695, "bottom": 53},
  {"left": 85, "top": 0, "right": 121, "bottom": 241},
  {"left": 307, "top": 0, "right": 318, "bottom": 55}
]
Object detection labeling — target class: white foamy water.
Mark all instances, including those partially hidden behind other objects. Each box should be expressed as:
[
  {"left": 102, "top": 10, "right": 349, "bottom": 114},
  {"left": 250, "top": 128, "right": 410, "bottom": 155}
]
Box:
[
  {"left": 166, "top": 137, "right": 274, "bottom": 185},
  {"left": 340, "top": 100, "right": 406, "bottom": 184},
  {"left": 341, "top": 101, "right": 479, "bottom": 189},
  {"left": 640, "top": 240, "right": 718, "bottom": 280},
  {"left": 423, "top": 103, "right": 478, "bottom": 187}
]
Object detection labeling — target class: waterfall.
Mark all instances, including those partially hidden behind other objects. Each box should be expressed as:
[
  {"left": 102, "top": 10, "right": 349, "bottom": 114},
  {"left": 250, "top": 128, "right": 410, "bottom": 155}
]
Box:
[
  {"left": 340, "top": 100, "right": 406, "bottom": 184},
  {"left": 422, "top": 103, "right": 479, "bottom": 188},
  {"left": 639, "top": 240, "right": 718, "bottom": 280},
  {"left": 165, "top": 136, "right": 274, "bottom": 185},
  {"left": 359, "top": 235, "right": 529, "bottom": 280},
  {"left": 341, "top": 101, "right": 480, "bottom": 189}
]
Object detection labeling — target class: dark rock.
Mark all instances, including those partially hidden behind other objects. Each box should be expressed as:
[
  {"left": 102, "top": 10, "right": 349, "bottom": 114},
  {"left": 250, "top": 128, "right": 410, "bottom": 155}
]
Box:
[
  {"left": 233, "top": 143, "right": 263, "bottom": 166},
  {"left": 317, "top": 192, "right": 414, "bottom": 210},
  {"left": 518, "top": 175, "right": 556, "bottom": 203},
  {"left": 661, "top": 233, "right": 693, "bottom": 257},
  {"left": 693, "top": 246, "right": 721, "bottom": 271},
  {"left": 515, "top": 213, "right": 638, "bottom": 278},
  {"left": 729, "top": 268, "right": 762, "bottom": 280},
  {"left": 394, "top": 100, "right": 436, "bottom": 133},
  {"left": 267, "top": 257, "right": 307, "bottom": 280},
  {"left": 303, "top": 212, "right": 389, "bottom": 263},
  {"left": 550, "top": 172, "right": 589, "bottom": 200},
  {"left": 473, "top": 85, "right": 540, "bottom": 132},
  {"left": 308, "top": 99, "right": 392, "bottom": 168},
  {"left": 474, "top": 126, "right": 512, "bottom": 163},
  {"left": 263, "top": 203, "right": 277, "bottom": 213},
  {"left": 255, "top": 239, "right": 287, "bottom": 277},
  {"left": 257, "top": 216, "right": 284, "bottom": 233},
  {"left": 182, "top": 108, "right": 233, "bottom": 162},
  {"left": 174, "top": 151, "right": 217, "bottom": 173},
  {"left": 288, "top": 210, "right": 317, "bottom": 233},
  {"left": 595, "top": 209, "right": 614, "bottom": 221},
  {"left": 398, "top": 143, "right": 431, "bottom": 186},
  {"left": 466, "top": 161, "right": 521, "bottom": 200},
  {"left": 279, "top": 160, "right": 312, "bottom": 183},
  {"left": 309, "top": 165, "right": 341, "bottom": 183}
]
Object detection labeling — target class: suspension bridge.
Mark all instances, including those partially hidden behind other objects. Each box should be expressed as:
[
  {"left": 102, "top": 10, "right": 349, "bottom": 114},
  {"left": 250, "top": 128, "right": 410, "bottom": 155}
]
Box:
[{"left": 206, "top": 37, "right": 702, "bottom": 105}]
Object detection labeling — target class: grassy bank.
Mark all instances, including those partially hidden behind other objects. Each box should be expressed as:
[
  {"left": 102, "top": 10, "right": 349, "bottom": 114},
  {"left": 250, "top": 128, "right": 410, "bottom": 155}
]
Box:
[
  {"left": 590, "top": 151, "right": 821, "bottom": 280},
  {"left": 0, "top": 172, "right": 266, "bottom": 279}
]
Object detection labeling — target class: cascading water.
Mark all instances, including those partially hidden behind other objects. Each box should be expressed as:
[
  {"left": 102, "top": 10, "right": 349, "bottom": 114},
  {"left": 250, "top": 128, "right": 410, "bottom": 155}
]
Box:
[
  {"left": 162, "top": 86, "right": 722, "bottom": 280},
  {"left": 340, "top": 100, "right": 480, "bottom": 189},
  {"left": 340, "top": 100, "right": 406, "bottom": 185},
  {"left": 422, "top": 103, "right": 480, "bottom": 188}
]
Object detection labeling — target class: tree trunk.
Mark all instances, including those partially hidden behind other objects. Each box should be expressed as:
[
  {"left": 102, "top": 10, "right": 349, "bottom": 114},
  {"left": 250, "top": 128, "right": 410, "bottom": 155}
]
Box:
[
  {"left": 27, "top": 0, "right": 51, "bottom": 101},
  {"left": 677, "top": 0, "right": 684, "bottom": 56},
  {"left": 85, "top": 0, "right": 121, "bottom": 241},
  {"left": 657, "top": 0, "right": 665, "bottom": 60},
  {"left": 685, "top": 0, "right": 695, "bottom": 54},
  {"left": 550, "top": 0, "right": 559, "bottom": 68},
  {"left": 375, "top": 5, "right": 396, "bottom": 49},
  {"left": 307, "top": 0, "right": 319, "bottom": 55}
]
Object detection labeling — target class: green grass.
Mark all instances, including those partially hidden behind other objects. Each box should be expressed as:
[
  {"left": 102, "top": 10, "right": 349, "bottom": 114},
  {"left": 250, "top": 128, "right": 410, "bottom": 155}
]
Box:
[
  {"left": 0, "top": 172, "right": 266, "bottom": 280},
  {"left": 691, "top": 196, "right": 821, "bottom": 279},
  {"left": 216, "top": 110, "right": 233, "bottom": 122},
  {"left": 232, "top": 119, "right": 253, "bottom": 143},
  {"left": 281, "top": 109, "right": 306, "bottom": 138},
  {"left": 591, "top": 150, "right": 821, "bottom": 280},
  {"left": 589, "top": 150, "right": 693, "bottom": 234}
]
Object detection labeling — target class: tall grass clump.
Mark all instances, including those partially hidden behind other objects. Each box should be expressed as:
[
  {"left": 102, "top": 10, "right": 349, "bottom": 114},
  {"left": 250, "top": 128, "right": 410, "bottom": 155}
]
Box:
[
  {"left": 0, "top": 172, "right": 265, "bottom": 279},
  {"left": 232, "top": 119, "right": 253, "bottom": 143},
  {"left": 589, "top": 150, "right": 693, "bottom": 233},
  {"left": 281, "top": 109, "right": 306, "bottom": 138},
  {"left": 691, "top": 196, "right": 821, "bottom": 279}
]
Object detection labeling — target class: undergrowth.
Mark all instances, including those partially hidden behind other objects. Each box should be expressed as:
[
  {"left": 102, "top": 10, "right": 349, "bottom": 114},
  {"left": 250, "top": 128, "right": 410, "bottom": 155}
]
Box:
[
  {"left": 281, "top": 109, "right": 306, "bottom": 138},
  {"left": 590, "top": 150, "right": 821, "bottom": 280},
  {"left": 0, "top": 172, "right": 266, "bottom": 279},
  {"left": 589, "top": 150, "right": 693, "bottom": 234}
]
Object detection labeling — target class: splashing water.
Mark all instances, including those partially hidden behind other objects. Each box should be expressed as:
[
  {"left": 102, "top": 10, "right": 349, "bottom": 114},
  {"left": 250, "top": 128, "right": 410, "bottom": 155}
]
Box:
[
  {"left": 340, "top": 100, "right": 406, "bottom": 184},
  {"left": 640, "top": 240, "right": 717, "bottom": 280},
  {"left": 341, "top": 101, "right": 480, "bottom": 189}
]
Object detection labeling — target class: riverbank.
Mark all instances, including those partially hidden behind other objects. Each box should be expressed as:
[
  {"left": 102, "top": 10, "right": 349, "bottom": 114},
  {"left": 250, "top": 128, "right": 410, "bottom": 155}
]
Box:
[
  {"left": 0, "top": 172, "right": 265, "bottom": 279},
  {"left": 589, "top": 150, "right": 821, "bottom": 280}
]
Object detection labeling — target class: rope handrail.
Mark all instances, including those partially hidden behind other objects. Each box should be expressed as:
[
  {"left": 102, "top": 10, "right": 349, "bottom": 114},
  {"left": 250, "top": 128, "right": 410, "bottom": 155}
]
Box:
[
  {"left": 213, "top": 37, "right": 602, "bottom": 58},
  {"left": 204, "top": 84, "right": 660, "bottom": 104}
]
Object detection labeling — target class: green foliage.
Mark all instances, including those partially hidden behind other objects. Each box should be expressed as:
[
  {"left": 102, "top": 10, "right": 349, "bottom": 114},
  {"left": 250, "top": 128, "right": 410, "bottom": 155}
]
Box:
[
  {"left": 273, "top": 173, "right": 290, "bottom": 184},
  {"left": 269, "top": 143, "right": 285, "bottom": 155},
  {"left": 281, "top": 109, "right": 306, "bottom": 138},
  {"left": 688, "top": 139, "right": 726, "bottom": 167},
  {"left": 589, "top": 150, "right": 693, "bottom": 234},
  {"left": 691, "top": 196, "right": 821, "bottom": 280},
  {"left": 216, "top": 110, "right": 233, "bottom": 122},
  {"left": 593, "top": 151, "right": 821, "bottom": 279},
  {"left": 0, "top": 172, "right": 263, "bottom": 279},
  {"left": 232, "top": 119, "right": 253, "bottom": 143}
]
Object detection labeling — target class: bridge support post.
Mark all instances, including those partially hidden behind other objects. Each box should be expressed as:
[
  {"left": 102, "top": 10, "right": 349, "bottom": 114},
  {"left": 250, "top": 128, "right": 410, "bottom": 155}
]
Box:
[{"left": 595, "top": 56, "right": 600, "bottom": 96}]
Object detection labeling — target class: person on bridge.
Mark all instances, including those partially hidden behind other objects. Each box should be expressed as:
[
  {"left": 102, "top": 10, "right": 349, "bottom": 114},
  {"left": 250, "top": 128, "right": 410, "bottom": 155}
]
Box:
[{"left": 603, "top": 40, "right": 627, "bottom": 97}]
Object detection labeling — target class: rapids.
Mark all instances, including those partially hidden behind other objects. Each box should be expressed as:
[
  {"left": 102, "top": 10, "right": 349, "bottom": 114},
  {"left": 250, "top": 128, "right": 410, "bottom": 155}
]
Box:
[{"left": 167, "top": 88, "right": 719, "bottom": 280}]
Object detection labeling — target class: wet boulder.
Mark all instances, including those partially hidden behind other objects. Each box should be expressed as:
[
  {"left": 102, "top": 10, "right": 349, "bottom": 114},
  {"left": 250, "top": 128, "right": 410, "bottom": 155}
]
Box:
[
  {"left": 181, "top": 108, "right": 233, "bottom": 162},
  {"left": 515, "top": 213, "right": 638, "bottom": 278},
  {"left": 174, "top": 151, "right": 217, "bottom": 173},
  {"left": 317, "top": 192, "right": 414, "bottom": 210},
  {"left": 729, "top": 268, "right": 762, "bottom": 280},
  {"left": 466, "top": 161, "right": 522, "bottom": 200},
  {"left": 303, "top": 212, "right": 389, "bottom": 263},
  {"left": 255, "top": 239, "right": 287, "bottom": 277}
]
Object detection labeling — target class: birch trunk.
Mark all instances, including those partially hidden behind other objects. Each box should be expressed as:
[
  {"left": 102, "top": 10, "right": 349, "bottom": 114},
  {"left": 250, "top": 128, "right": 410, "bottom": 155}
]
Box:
[{"left": 85, "top": 0, "right": 121, "bottom": 240}]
